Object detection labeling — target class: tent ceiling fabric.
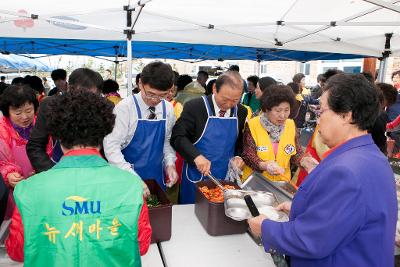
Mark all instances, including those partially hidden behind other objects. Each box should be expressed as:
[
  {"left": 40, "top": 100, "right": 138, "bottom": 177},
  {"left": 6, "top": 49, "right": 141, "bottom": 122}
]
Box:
[
  {"left": 0, "top": 53, "right": 53, "bottom": 72},
  {"left": 0, "top": 0, "right": 399, "bottom": 60}
]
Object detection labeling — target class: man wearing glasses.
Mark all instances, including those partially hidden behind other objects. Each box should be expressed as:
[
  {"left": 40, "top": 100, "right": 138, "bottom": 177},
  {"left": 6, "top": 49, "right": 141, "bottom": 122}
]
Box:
[
  {"left": 103, "top": 61, "right": 178, "bottom": 196},
  {"left": 171, "top": 71, "right": 248, "bottom": 204}
]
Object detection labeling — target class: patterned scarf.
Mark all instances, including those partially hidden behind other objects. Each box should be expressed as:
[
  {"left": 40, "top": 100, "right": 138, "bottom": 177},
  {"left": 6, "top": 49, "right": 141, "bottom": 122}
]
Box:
[{"left": 260, "top": 113, "right": 284, "bottom": 143}]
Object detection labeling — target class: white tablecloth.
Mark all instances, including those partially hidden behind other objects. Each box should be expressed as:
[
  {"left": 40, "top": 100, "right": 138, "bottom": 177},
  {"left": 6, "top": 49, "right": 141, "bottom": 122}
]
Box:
[{"left": 160, "top": 204, "right": 275, "bottom": 267}]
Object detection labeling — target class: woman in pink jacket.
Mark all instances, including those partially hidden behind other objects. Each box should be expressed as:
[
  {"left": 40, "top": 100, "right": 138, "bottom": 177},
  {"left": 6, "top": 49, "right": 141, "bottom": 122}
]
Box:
[
  {"left": 0, "top": 85, "right": 53, "bottom": 204},
  {"left": 0, "top": 84, "right": 52, "bottom": 260}
]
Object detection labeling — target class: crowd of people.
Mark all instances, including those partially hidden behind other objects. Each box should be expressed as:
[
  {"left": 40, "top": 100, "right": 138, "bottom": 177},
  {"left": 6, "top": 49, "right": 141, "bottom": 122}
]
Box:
[{"left": 0, "top": 63, "right": 399, "bottom": 266}]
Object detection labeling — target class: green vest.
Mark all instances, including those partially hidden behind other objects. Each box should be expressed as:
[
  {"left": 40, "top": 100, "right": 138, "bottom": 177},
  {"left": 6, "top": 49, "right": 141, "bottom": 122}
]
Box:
[
  {"left": 14, "top": 155, "right": 144, "bottom": 267},
  {"left": 242, "top": 92, "right": 261, "bottom": 113}
]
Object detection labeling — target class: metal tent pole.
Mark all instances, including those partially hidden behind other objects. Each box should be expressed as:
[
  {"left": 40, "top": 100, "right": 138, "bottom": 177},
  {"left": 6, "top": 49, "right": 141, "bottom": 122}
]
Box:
[
  {"left": 377, "top": 33, "right": 392, "bottom": 82},
  {"left": 127, "top": 38, "right": 133, "bottom": 94},
  {"left": 114, "top": 47, "right": 119, "bottom": 81},
  {"left": 123, "top": 1, "right": 149, "bottom": 96}
]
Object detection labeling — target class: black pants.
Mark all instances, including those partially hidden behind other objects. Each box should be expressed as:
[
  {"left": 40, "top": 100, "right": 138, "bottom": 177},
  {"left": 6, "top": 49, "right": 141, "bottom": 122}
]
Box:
[{"left": 0, "top": 175, "right": 9, "bottom": 224}]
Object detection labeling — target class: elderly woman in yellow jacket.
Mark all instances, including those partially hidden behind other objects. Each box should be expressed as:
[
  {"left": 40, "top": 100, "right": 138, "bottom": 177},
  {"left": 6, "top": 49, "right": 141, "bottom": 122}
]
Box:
[{"left": 242, "top": 84, "right": 304, "bottom": 182}]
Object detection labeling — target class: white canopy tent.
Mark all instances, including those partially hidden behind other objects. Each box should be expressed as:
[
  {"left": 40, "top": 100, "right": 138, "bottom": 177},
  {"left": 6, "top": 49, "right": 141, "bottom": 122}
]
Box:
[{"left": 1, "top": 0, "right": 400, "bottom": 89}]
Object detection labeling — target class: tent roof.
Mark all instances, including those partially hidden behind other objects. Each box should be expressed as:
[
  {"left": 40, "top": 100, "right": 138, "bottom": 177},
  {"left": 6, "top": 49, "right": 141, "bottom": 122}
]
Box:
[{"left": 1, "top": 0, "right": 399, "bottom": 60}]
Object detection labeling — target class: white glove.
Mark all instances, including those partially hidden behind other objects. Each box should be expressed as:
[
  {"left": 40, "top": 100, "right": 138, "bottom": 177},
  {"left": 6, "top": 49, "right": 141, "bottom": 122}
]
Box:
[
  {"left": 165, "top": 165, "right": 178, "bottom": 188},
  {"left": 260, "top": 161, "right": 284, "bottom": 176}
]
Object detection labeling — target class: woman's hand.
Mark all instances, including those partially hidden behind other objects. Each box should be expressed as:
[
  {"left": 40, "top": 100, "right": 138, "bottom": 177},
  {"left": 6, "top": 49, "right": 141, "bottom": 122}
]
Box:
[
  {"left": 300, "top": 156, "right": 319, "bottom": 173},
  {"left": 259, "top": 161, "right": 284, "bottom": 176},
  {"left": 275, "top": 201, "right": 292, "bottom": 215},
  {"left": 7, "top": 172, "right": 23, "bottom": 187},
  {"left": 231, "top": 156, "right": 245, "bottom": 170},
  {"left": 248, "top": 214, "right": 268, "bottom": 237}
]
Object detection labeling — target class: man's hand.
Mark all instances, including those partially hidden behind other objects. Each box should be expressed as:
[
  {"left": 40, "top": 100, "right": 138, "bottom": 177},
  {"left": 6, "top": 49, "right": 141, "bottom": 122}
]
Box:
[
  {"left": 194, "top": 155, "right": 211, "bottom": 176},
  {"left": 275, "top": 201, "right": 292, "bottom": 215},
  {"left": 142, "top": 181, "right": 150, "bottom": 198},
  {"left": 247, "top": 214, "right": 268, "bottom": 237},
  {"left": 231, "top": 156, "right": 245, "bottom": 170},
  {"left": 165, "top": 165, "right": 178, "bottom": 188},
  {"left": 7, "top": 172, "right": 23, "bottom": 187}
]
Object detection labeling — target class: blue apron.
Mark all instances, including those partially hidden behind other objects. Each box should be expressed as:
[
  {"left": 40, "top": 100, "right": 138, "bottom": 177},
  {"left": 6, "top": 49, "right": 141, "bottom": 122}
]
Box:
[
  {"left": 122, "top": 95, "right": 167, "bottom": 190},
  {"left": 50, "top": 140, "right": 63, "bottom": 163},
  {"left": 180, "top": 96, "right": 238, "bottom": 204}
]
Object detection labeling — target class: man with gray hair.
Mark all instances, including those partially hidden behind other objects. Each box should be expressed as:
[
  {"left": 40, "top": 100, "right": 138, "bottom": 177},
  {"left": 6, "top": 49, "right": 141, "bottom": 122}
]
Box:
[{"left": 171, "top": 71, "right": 248, "bottom": 204}]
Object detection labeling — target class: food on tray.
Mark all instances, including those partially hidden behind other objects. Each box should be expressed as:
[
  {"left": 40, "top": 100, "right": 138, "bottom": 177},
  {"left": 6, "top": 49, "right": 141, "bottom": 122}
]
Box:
[
  {"left": 147, "top": 194, "right": 160, "bottom": 208},
  {"left": 199, "top": 185, "right": 235, "bottom": 203}
]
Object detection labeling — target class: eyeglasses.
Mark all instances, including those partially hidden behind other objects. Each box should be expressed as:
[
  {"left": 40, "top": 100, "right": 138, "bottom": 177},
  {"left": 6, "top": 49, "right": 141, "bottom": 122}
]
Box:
[
  {"left": 315, "top": 107, "right": 330, "bottom": 119},
  {"left": 142, "top": 86, "right": 169, "bottom": 101}
]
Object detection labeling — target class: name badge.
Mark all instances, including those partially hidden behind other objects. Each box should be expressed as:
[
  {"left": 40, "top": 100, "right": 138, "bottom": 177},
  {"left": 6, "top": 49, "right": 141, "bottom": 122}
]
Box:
[
  {"left": 256, "top": 146, "right": 268, "bottom": 152},
  {"left": 284, "top": 144, "right": 295, "bottom": 155}
]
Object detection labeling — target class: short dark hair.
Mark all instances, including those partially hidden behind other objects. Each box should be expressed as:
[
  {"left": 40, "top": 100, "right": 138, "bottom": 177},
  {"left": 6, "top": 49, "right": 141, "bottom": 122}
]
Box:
[
  {"left": 261, "top": 84, "right": 296, "bottom": 112},
  {"left": 141, "top": 61, "right": 174, "bottom": 91},
  {"left": 11, "top": 77, "right": 26, "bottom": 86},
  {"left": 215, "top": 71, "right": 243, "bottom": 92},
  {"left": 135, "top": 73, "right": 141, "bottom": 86},
  {"left": 68, "top": 68, "right": 103, "bottom": 93},
  {"left": 361, "top": 72, "right": 374, "bottom": 83},
  {"left": 206, "top": 79, "right": 216, "bottom": 95},
  {"left": 324, "top": 73, "right": 379, "bottom": 131},
  {"left": 287, "top": 82, "right": 300, "bottom": 94},
  {"left": 228, "top": 65, "right": 240, "bottom": 72},
  {"left": 25, "top": 75, "right": 45, "bottom": 94},
  {"left": 392, "top": 70, "right": 400, "bottom": 80},
  {"left": 247, "top": 75, "right": 259, "bottom": 88},
  {"left": 51, "top": 69, "right": 67, "bottom": 81},
  {"left": 323, "top": 69, "right": 342, "bottom": 82},
  {"left": 376, "top": 82, "right": 398, "bottom": 107},
  {"left": 0, "top": 76, "right": 5, "bottom": 81},
  {"left": 197, "top": 70, "right": 209, "bottom": 79},
  {"left": 102, "top": 79, "right": 119, "bottom": 94},
  {"left": 0, "top": 84, "right": 39, "bottom": 117},
  {"left": 176, "top": 74, "right": 193, "bottom": 91},
  {"left": 292, "top": 73, "right": 305, "bottom": 84},
  {"left": 317, "top": 74, "right": 325, "bottom": 83},
  {"left": 173, "top": 71, "right": 180, "bottom": 86},
  {"left": 375, "top": 86, "right": 385, "bottom": 108},
  {"left": 45, "top": 90, "right": 115, "bottom": 149},
  {"left": 258, "top": 76, "right": 277, "bottom": 93}
]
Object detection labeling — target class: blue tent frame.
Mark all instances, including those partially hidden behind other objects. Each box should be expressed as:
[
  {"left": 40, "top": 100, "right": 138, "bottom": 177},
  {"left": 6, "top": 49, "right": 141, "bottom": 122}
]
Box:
[{"left": 0, "top": 37, "right": 370, "bottom": 62}]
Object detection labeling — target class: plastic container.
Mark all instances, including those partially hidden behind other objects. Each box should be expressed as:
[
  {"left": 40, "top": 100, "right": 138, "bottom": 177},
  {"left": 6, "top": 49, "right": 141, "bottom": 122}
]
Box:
[
  {"left": 194, "top": 180, "right": 248, "bottom": 236},
  {"left": 144, "top": 180, "right": 172, "bottom": 243}
]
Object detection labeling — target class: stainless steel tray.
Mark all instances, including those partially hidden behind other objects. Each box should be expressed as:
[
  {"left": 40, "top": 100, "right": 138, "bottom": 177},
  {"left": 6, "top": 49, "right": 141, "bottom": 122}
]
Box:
[
  {"left": 224, "top": 191, "right": 288, "bottom": 222},
  {"left": 241, "top": 172, "right": 297, "bottom": 203}
]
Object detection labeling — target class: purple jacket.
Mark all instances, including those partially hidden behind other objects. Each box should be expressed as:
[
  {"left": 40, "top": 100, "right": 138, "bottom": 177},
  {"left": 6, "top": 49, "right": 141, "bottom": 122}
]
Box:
[{"left": 262, "top": 134, "right": 397, "bottom": 267}]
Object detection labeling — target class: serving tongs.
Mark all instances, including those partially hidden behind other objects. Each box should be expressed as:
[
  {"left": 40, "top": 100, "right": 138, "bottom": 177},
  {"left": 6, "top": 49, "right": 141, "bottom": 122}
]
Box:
[
  {"left": 207, "top": 174, "right": 253, "bottom": 199},
  {"left": 207, "top": 174, "right": 278, "bottom": 202}
]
